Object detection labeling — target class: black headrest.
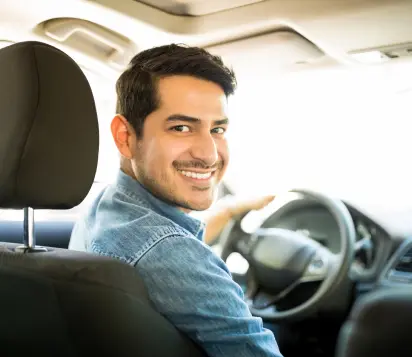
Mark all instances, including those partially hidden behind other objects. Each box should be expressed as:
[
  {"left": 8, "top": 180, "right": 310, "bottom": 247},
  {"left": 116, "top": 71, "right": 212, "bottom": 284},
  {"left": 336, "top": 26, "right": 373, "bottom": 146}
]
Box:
[{"left": 0, "top": 41, "right": 99, "bottom": 209}]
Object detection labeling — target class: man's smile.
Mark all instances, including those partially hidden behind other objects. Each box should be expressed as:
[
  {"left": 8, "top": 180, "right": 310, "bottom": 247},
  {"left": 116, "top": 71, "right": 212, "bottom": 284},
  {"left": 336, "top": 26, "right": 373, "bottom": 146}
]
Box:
[{"left": 177, "top": 169, "right": 216, "bottom": 182}]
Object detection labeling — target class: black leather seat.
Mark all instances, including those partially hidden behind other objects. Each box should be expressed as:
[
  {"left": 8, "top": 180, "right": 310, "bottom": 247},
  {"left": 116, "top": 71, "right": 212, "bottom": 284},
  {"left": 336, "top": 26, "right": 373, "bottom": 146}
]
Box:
[
  {"left": 0, "top": 41, "right": 205, "bottom": 357},
  {"left": 335, "top": 287, "right": 412, "bottom": 357}
]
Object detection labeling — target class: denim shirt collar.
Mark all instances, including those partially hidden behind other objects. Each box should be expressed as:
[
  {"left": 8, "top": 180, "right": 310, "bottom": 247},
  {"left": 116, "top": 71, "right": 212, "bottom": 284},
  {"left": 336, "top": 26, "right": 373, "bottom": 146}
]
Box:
[{"left": 115, "top": 170, "right": 205, "bottom": 240}]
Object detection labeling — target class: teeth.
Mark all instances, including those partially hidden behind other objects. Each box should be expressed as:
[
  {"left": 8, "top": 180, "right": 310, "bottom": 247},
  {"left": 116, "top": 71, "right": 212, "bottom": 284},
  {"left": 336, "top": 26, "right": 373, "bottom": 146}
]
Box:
[{"left": 179, "top": 170, "right": 212, "bottom": 179}]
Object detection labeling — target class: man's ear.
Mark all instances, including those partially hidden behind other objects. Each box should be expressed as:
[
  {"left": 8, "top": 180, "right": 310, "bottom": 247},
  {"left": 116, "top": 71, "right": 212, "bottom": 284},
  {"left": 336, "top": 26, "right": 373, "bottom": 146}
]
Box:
[{"left": 111, "top": 115, "right": 135, "bottom": 159}]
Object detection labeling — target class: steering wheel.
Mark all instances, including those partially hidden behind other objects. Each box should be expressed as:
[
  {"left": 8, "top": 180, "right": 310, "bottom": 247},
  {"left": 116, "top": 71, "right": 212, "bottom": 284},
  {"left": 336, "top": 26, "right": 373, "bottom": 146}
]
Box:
[{"left": 219, "top": 189, "right": 356, "bottom": 321}]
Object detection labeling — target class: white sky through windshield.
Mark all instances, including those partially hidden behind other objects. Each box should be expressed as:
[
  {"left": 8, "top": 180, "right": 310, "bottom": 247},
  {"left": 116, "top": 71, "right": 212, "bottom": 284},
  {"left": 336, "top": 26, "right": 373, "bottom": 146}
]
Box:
[{"left": 223, "top": 59, "right": 411, "bottom": 212}]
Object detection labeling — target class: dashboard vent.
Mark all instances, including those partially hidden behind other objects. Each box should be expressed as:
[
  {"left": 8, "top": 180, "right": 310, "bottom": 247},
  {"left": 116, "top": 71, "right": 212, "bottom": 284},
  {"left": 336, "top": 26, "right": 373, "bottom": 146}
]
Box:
[{"left": 393, "top": 247, "right": 412, "bottom": 273}]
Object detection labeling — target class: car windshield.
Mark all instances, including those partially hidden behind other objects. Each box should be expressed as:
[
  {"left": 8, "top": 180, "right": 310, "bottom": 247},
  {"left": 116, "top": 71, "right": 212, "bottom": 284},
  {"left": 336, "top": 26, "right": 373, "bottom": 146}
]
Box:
[{"left": 223, "top": 59, "right": 411, "bottom": 211}]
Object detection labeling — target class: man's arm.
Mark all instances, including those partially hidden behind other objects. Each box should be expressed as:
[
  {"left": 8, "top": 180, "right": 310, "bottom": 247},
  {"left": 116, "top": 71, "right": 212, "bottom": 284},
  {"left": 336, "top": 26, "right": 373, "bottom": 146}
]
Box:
[
  {"left": 204, "top": 195, "right": 275, "bottom": 245},
  {"left": 203, "top": 207, "right": 233, "bottom": 245},
  {"left": 136, "top": 235, "right": 282, "bottom": 357}
]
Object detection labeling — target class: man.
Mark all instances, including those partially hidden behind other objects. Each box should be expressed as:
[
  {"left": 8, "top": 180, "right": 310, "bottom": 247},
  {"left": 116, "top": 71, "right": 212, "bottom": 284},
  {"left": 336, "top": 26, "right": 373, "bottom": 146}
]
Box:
[{"left": 70, "top": 44, "right": 282, "bottom": 357}]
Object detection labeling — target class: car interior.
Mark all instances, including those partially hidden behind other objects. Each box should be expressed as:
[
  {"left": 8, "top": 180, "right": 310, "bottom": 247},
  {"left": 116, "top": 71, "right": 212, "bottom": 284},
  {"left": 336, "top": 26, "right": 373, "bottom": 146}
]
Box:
[{"left": 0, "top": 0, "right": 411, "bottom": 356}]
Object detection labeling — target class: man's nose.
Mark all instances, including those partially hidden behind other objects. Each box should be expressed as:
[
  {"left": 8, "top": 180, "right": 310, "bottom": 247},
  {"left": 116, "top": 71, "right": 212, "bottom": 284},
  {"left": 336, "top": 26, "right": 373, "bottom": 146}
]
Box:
[{"left": 190, "top": 132, "right": 219, "bottom": 167}]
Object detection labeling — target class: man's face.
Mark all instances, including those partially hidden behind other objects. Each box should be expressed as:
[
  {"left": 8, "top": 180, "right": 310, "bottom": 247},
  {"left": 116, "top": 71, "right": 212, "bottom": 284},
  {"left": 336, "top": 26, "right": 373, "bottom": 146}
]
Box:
[{"left": 129, "top": 75, "right": 229, "bottom": 211}]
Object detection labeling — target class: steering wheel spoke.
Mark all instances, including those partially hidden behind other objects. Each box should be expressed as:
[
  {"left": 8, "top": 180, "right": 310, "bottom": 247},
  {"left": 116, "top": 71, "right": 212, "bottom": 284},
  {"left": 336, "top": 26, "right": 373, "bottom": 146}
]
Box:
[{"left": 301, "top": 248, "right": 337, "bottom": 283}]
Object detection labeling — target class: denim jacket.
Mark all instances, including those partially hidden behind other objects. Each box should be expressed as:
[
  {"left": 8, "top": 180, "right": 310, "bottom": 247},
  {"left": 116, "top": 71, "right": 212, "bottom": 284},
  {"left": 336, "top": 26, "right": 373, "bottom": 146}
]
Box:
[{"left": 69, "top": 170, "right": 282, "bottom": 357}]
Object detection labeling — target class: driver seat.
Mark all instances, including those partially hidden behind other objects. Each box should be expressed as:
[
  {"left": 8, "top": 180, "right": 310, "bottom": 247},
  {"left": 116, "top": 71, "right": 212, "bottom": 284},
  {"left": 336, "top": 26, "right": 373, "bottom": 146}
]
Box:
[{"left": 0, "top": 41, "right": 205, "bottom": 357}]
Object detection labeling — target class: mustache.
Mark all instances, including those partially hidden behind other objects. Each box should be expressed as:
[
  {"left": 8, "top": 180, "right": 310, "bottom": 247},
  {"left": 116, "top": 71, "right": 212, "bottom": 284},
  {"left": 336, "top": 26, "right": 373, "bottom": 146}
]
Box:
[{"left": 173, "top": 160, "right": 224, "bottom": 170}]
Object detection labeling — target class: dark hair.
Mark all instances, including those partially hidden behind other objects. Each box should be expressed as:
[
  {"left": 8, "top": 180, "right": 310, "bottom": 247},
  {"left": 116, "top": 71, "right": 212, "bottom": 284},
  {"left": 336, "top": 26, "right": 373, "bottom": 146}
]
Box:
[{"left": 115, "top": 44, "right": 237, "bottom": 137}]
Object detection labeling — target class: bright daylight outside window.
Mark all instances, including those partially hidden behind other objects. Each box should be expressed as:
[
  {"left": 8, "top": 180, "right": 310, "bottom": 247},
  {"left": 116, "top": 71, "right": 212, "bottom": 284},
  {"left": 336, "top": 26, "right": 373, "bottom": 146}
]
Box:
[{"left": 224, "top": 54, "right": 411, "bottom": 215}]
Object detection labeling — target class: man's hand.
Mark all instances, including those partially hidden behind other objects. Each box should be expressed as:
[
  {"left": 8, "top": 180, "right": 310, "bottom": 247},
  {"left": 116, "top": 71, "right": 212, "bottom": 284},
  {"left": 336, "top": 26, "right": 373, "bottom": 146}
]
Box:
[
  {"left": 204, "top": 195, "right": 275, "bottom": 245},
  {"left": 229, "top": 195, "right": 275, "bottom": 219}
]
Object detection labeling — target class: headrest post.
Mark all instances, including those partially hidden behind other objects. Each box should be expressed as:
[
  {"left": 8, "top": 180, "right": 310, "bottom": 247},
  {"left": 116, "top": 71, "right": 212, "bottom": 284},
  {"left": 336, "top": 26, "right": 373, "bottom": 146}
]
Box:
[
  {"left": 15, "top": 207, "right": 47, "bottom": 253},
  {"left": 23, "top": 207, "right": 35, "bottom": 248}
]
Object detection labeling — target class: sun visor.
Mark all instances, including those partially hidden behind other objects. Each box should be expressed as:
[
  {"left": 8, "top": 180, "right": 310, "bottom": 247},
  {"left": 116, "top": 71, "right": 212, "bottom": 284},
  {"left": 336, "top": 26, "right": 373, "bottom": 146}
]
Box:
[{"left": 206, "top": 30, "right": 326, "bottom": 78}]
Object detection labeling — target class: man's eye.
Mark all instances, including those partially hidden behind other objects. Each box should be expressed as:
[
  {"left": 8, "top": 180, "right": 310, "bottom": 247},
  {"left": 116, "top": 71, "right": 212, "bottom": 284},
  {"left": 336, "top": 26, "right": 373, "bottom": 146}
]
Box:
[
  {"left": 212, "top": 127, "right": 225, "bottom": 134},
  {"left": 172, "top": 125, "right": 190, "bottom": 132}
]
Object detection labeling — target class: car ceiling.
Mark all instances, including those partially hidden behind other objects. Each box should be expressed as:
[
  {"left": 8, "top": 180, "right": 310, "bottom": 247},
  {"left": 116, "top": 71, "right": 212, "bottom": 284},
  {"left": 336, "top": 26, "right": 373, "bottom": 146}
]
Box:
[
  {"left": 1, "top": 0, "right": 412, "bottom": 80},
  {"left": 137, "top": 0, "right": 266, "bottom": 16}
]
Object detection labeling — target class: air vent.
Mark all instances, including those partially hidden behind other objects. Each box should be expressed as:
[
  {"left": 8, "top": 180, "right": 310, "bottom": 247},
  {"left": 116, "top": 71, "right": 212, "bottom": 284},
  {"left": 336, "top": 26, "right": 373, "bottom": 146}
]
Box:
[
  {"left": 393, "top": 247, "right": 412, "bottom": 273},
  {"left": 381, "top": 240, "right": 412, "bottom": 285}
]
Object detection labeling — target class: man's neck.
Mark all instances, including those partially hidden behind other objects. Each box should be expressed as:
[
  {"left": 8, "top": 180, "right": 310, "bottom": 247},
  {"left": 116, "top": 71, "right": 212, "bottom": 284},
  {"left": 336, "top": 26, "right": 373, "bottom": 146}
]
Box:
[{"left": 120, "top": 160, "right": 136, "bottom": 180}]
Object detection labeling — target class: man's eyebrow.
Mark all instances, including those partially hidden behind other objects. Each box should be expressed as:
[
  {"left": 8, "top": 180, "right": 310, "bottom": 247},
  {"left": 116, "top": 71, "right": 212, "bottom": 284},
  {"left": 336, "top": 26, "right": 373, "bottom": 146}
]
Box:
[
  {"left": 214, "top": 118, "right": 229, "bottom": 126},
  {"left": 167, "top": 115, "right": 200, "bottom": 123},
  {"left": 166, "top": 115, "right": 229, "bottom": 125}
]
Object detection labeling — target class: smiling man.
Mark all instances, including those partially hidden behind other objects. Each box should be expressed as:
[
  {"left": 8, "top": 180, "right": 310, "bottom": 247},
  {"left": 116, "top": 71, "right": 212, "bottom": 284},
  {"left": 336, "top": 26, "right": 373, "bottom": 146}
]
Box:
[
  {"left": 118, "top": 73, "right": 228, "bottom": 212},
  {"left": 69, "top": 44, "right": 282, "bottom": 357}
]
